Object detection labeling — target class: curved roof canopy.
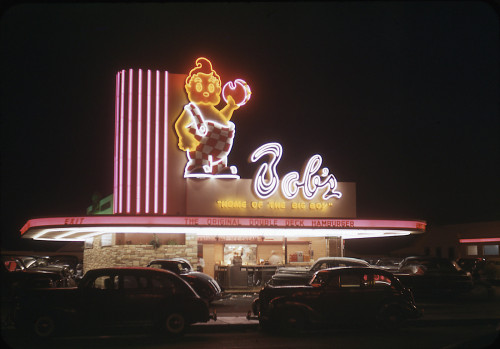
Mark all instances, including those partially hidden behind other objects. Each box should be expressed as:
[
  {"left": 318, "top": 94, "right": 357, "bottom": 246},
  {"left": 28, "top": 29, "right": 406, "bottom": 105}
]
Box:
[{"left": 21, "top": 216, "right": 426, "bottom": 241}]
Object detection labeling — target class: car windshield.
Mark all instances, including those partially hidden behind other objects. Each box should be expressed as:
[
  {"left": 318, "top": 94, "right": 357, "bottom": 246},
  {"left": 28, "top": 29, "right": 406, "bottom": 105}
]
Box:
[
  {"left": 404, "top": 259, "right": 461, "bottom": 272},
  {"left": 21, "top": 257, "right": 49, "bottom": 269}
]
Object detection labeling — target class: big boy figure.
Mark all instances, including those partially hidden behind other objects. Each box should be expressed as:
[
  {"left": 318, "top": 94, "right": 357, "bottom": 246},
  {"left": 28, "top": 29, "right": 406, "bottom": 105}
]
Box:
[{"left": 175, "top": 57, "right": 250, "bottom": 177}]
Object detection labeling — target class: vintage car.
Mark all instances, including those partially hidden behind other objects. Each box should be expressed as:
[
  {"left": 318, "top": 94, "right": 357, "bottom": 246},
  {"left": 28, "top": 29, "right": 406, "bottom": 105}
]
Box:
[
  {"left": 2, "top": 255, "right": 64, "bottom": 330},
  {"left": 457, "top": 257, "right": 500, "bottom": 286},
  {"left": 14, "top": 267, "right": 215, "bottom": 338},
  {"left": 147, "top": 258, "right": 222, "bottom": 303},
  {"left": 395, "top": 256, "right": 473, "bottom": 298},
  {"left": 18, "top": 255, "right": 78, "bottom": 287},
  {"left": 372, "top": 257, "right": 403, "bottom": 273},
  {"left": 252, "top": 267, "right": 421, "bottom": 332},
  {"left": 269, "top": 257, "right": 370, "bottom": 286},
  {"left": 1, "top": 255, "right": 65, "bottom": 290}
]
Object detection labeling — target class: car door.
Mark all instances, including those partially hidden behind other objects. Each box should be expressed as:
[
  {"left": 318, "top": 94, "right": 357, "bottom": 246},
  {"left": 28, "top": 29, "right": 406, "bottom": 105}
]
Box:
[
  {"left": 318, "top": 270, "right": 368, "bottom": 324},
  {"left": 79, "top": 272, "right": 120, "bottom": 329},
  {"left": 116, "top": 272, "right": 155, "bottom": 326}
]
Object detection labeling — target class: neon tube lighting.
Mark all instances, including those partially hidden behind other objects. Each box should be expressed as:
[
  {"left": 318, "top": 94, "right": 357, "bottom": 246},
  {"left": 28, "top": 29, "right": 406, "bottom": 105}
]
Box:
[
  {"left": 250, "top": 142, "right": 342, "bottom": 201},
  {"left": 163, "top": 71, "right": 168, "bottom": 214},
  {"left": 222, "top": 79, "right": 252, "bottom": 106},
  {"left": 113, "top": 72, "right": 120, "bottom": 214},
  {"left": 145, "top": 70, "right": 151, "bottom": 214},
  {"left": 459, "top": 238, "right": 500, "bottom": 244},
  {"left": 119, "top": 70, "right": 126, "bottom": 213},
  {"left": 126, "top": 69, "right": 133, "bottom": 213},
  {"left": 20, "top": 217, "right": 425, "bottom": 236},
  {"left": 250, "top": 142, "right": 282, "bottom": 199},
  {"left": 136, "top": 69, "right": 143, "bottom": 214},
  {"left": 154, "top": 70, "right": 160, "bottom": 214}
]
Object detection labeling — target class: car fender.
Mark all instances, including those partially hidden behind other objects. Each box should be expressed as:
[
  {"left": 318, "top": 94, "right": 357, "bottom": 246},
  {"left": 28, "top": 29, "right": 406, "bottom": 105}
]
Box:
[{"left": 268, "top": 297, "right": 319, "bottom": 323}]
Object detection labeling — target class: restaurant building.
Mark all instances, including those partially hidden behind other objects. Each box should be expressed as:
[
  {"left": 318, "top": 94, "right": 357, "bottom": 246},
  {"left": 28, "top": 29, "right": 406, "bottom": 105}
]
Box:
[{"left": 20, "top": 58, "right": 426, "bottom": 286}]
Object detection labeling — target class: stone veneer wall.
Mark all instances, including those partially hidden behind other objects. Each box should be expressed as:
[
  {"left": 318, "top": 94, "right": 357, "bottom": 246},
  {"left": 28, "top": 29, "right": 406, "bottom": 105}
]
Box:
[{"left": 83, "top": 233, "right": 198, "bottom": 273}]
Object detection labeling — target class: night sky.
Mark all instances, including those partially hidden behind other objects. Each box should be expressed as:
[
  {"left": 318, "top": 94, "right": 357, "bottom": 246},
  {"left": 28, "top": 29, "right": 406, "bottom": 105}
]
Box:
[{"left": 1, "top": 2, "right": 499, "bottom": 249}]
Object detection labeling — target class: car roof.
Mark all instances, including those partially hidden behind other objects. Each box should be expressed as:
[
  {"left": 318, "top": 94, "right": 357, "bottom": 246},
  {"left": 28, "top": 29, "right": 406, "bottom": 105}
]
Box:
[
  {"left": 316, "top": 257, "right": 368, "bottom": 261},
  {"left": 149, "top": 258, "right": 191, "bottom": 264},
  {"left": 317, "top": 266, "right": 393, "bottom": 275},
  {"left": 315, "top": 257, "right": 370, "bottom": 264},
  {"left": 86, "top": 267, "right": 177, "bottom": 275}
]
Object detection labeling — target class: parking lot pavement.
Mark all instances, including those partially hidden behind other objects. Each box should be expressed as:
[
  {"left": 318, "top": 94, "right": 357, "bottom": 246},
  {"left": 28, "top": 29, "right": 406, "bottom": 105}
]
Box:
[{"left": 192, "top": 286, "right": 500, "bottom": 332}]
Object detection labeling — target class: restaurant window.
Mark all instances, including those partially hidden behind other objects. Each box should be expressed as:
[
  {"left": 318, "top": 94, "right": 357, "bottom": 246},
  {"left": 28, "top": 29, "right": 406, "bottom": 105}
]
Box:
[
  {"left": 483, "top": 245, "right": 499, "bottom": 256},
  {"left": 223, "top": 244, "right": 257, "bottom": 265},
  {"left": 115, "top": 233, "right": 185, "bottom": 245},
  {"left": 467, "top": 245, "right": 478, "bottom": 256}
]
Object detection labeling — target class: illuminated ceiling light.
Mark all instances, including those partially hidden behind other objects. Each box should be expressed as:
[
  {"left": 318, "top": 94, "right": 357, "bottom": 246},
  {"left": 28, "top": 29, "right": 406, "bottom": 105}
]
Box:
[{"left": 30, "top": 225, "right": 412, "bottom": 242}]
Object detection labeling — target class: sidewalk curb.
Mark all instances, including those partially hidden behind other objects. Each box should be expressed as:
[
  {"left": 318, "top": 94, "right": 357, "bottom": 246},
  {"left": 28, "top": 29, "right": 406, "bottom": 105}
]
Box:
[{"left": 190, "top": 317, "right": 500, "bottom": 333}]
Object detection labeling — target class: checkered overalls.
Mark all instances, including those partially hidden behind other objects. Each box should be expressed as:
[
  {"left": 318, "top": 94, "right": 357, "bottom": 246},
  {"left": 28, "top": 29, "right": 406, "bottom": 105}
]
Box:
[{"left": 184, "top": 103, "right": 235, "bottom": 175}]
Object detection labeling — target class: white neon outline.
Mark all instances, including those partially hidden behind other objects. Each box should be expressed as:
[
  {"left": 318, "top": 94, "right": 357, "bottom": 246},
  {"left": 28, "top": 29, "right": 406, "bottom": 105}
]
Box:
[
  {"left": 126, "top": 69, "right": 133, "bottom": 213},
  {"left": 222, "top": 79, "right": 252, "bottom": 106},
  {"left": 154, "top": 70, "right": 160, "bottom": 214},
  {"left": 113, "top": 72, "right": 120, "bottom": 214},
  {"left": 281, "top": 171, "right": 300, "bottom": 198},
  {"left": 250, "top": 142, "right": 342, "bottom": 201},
  {"left": 118, "top": 70, "right": 125, "bottom": 213},
  {"left": 280, "top": 154, "right": 342, "bottom": 200},
  {"left": 184, "top": 103, "right": 207, "bottom": 138},
  {"left": 250, "top": 142, "right": 282, "bottom": 199},
  {"left": 182, "top": 107, "right": 239, "bottom": 179},
  {"left": 163, "top": 71, "right": 168, "bottom": 214},
  {"left": 145, "top": 70, "right": 151, "bottom": 214},
  {"left": 184, "top": 173, "right": 240, "bottom": 179},
  {"left": 136, "top": 69, "right": 143, "bottom": 214}
]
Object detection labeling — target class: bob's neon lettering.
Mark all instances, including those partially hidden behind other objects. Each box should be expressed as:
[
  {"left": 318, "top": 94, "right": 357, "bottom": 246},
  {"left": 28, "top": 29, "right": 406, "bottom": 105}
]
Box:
[
  {"left": 250, "top": 142, "right": 342, "bottom": 201},
  {"left": 250, "top": 143, "right": 282, "bottom": 199}
]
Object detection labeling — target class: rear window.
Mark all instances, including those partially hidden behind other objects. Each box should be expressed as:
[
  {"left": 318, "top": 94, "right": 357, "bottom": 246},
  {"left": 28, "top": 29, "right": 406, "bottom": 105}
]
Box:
[
  {"left": 122, "top": 275, "right": 149, "bottom": 289},
  {"left": 340, "top": 274, "right": 363, "bottom": 288},
  {"left": 91, "top": 275, "right": 119, "bottom": 290},
  {"left": 339, "top": 272, "right": 394, "bottom": 288}
]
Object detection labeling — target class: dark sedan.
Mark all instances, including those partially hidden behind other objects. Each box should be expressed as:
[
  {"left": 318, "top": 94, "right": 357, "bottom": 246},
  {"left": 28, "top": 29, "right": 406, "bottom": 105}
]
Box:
[
  {"left": 269, "top": 257, "right": 370, "bottom": 286},
  {"left": 14, "top": 267, "right": 215, "bottom": 338},
  {"left": 147, "top": 258, "right": 222, "bottom": 303},
  {"left": 396, "top": 256, "right": 473, "bottom": 298},
  {"left": 254, "top": 267, "right": 421, "bottom": 332}
]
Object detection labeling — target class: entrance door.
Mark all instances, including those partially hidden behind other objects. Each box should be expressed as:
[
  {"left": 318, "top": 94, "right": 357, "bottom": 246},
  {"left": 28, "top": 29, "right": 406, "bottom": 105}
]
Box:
[{"left": 328, "top": 237, "right": 343, "bottom": 257}]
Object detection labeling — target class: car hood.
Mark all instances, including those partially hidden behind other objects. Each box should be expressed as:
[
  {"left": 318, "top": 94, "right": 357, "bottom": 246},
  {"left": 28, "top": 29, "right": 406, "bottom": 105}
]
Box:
[
  {"left": 182, "top": 271, "right": 215, "bottom": 281},
  {"left": 275, "top": 267, "right": 311, "bottom": 275}
]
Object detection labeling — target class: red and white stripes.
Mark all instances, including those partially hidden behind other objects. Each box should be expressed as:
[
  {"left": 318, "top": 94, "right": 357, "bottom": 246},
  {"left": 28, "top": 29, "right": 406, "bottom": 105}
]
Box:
[{"left": 113, "top": 69, "right": 169, "bottom": 215}]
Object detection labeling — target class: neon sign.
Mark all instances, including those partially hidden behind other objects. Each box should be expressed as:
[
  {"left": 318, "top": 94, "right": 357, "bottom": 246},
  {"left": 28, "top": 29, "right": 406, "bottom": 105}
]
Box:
[
  {"left": 250, "top": 142, "right": 342, "bottom": 201},
  {"left": 174, "top": 57, "right": 251, "bottom": 178},
  {"left": 222, "top": 79, "right": 251, "bottom": 107}
]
